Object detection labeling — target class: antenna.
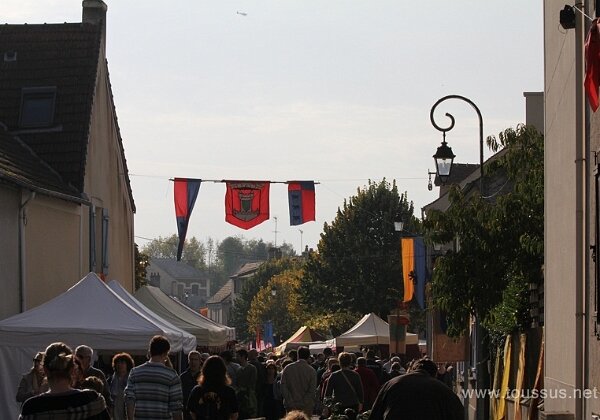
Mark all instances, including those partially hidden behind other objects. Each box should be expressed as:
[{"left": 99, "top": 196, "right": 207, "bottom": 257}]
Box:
[
  {"left": 298, "top": 229, "right": 304, "bottom": 253},
  {"left": 273, "top": 216, "right": 279, "bottom": 247}
]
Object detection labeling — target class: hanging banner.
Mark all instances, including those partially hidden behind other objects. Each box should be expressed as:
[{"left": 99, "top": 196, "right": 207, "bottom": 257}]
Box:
[
  {"left": 388, "top": 313, "right": 410, "bottom": 354},
  {"left": 288, "top": 181, "right": 316, "bottom": 225},
  {"left": 225, "top": 181, "right": 270, "bottom": 229},
  {"left": 174, "top": 178, "right": 201, "bottom": 261},
  {"left": 414, "top": 237, "right": 427, "bottom": 309},
  {"left": 402, "top": 238, "right": 415, "bottom": 302}
]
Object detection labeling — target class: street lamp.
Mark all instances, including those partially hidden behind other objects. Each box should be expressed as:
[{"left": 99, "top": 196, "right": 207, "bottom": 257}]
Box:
[
  {"left": 429, "top": 94, "right": 486, "bottom": 420},
  {"left": 429, "top": 94, "right": 484, "bottom": 193},
  {"left": 271, "top": 286, "right": 277, "bottom": 297},
  {"left": 433, "top": 133, "right": 455, "bottom": 184}
]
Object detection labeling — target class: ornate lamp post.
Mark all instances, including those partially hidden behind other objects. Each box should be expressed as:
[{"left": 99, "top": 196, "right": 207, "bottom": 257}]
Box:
[
  {"left": 429, "top": 94, "right": 487, "bottom": 420},
  {"left": 429, "top": 94, "right": 484, "bottom": 193}
]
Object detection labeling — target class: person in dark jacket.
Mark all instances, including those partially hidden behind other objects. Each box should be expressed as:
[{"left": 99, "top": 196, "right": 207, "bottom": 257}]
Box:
[
  {"left": 369, "top": 358, "right": 463, "bottom": 420},
  {"left": 324, "top": 352, "right": 363, "bottom": 413}
]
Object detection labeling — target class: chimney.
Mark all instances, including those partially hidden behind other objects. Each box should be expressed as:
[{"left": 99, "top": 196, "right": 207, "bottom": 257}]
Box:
[{"left": 82, "top": 0, "right": 107, "bottom": 53}]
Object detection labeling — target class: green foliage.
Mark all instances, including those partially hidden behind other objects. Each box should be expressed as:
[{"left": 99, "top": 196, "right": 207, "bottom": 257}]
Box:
[
  {"left": 142, "top": 234, "right": 207, "bottom": 270},
  {"left": 229, "top": 257, "right": 302, "bottom": 342},
  {"left": 134, "top": 243, "right": 150, "bottom": 290},
  {"left": 300, "top": 179, "right": 420, "bottom": 319},
  {"left": 424, "top": 125, "right": 543, "bottom": 337},
  {"left": 247, "top": 269, "right": 307, "bottom": 340}
]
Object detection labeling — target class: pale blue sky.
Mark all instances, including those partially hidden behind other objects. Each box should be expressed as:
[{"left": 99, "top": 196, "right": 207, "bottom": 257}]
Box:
[{"left": 3, "top": 1, "right": 543, "bottom": 253}]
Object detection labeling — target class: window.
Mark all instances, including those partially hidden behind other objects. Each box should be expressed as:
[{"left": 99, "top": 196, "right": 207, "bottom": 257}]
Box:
[
  {"left": 19, "top": 87, "right": 57, "bottom": 128},
  {"left": 89, "top": 206, "right": 109, "bottom": 276},
  {"left": 191, "top": 284, "right": 199, "bottom": 295}
]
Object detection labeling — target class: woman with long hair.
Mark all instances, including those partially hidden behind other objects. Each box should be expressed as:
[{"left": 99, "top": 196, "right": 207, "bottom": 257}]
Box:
[
  {"left": 109, "top": 352, "right": 134, "bottom": 420},
  {"left": 19, "top": 342, "right": 110, "bottom": 420},
  {"left": 16, "top": 352, "right": 48, "bottom": 405},
  {"left": 186, "top": 355, "right": 239, "bottom": 420}
]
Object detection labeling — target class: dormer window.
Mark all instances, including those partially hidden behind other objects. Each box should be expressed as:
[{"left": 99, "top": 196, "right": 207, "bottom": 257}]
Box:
[{"left": 19, "top": 87, "right": 57, "bottom": 128}]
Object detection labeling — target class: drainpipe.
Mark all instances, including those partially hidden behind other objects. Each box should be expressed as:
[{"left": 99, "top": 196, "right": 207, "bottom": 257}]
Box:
[
  {"left": 574, "top": 6, "right": 585, "bottom": 420},
  {"left": 584, "top": 2, "right": 592, "bottom": 417},
  {"left": 18, "top": 190, "right": 35, "bottom": 312}
]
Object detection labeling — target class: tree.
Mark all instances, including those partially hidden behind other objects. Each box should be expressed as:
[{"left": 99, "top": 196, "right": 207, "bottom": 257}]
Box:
[
  {"left": 300, "top": 179, "right": 420, "bottom": 319},
  {"left": 216, "top": 236, "right": 246, "bottom": 276},
  {"left": 247, "top": 269, "right": 306, "bottom": 341},
  {"left": 134, "top": 243, "right": 150, "bottom": 290},
  {"left": 229, "top": 257, "right": 302, "bottom": 342},
  {"left": 141, "top": 234, "right": 207, "bottom": 270},
  {"left": 424, "top": 125, "right": 543, "bottom": 337}
]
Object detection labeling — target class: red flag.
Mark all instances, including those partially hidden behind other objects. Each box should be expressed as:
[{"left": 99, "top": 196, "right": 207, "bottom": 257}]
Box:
[
  {"left": 174, "top": 178, "right": 201, "bottom": 261},
  {"left": 585, "top": 19, "right": 600, "bottom": 112},
  {"left": 225, "top": 181, "right": 270, "bottom": 229},
  {"left": 288, "top": 181, "right": 316, "bottom": 225}
]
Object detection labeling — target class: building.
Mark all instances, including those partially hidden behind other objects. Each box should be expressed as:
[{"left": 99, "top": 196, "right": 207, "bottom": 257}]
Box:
[
  {"left": 207, "top": 261, "right": 263, "bottom": 326},
  {"left": 543, "top": 2, "right": 600, "bottom": 418},
  {"left": 0, "top": 0, "right": 135, "bottom": 319},
  {"left": 146, "top": 258, "right": 210, "bottom": 310}
]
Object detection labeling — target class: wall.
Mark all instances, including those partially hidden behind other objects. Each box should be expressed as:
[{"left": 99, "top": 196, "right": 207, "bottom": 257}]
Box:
[
  {"left": 543, "top": 0, "right": 578, "bottom": 414},
  {"left": 24, "top": 195, "right": 82, "bottom": 309},
  {"left": 0, "top": 185, "right": 21, "bottom": 319},
  {"left": 83, "top": 57, "right": 135, "bottom": 291}
]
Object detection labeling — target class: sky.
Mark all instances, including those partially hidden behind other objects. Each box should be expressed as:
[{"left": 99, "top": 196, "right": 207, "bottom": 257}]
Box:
[{"left": 3, "top": 1, "right": 543, "bottom": 254}]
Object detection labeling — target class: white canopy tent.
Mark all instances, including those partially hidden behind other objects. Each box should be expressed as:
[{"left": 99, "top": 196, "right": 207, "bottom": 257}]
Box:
[
  {"left": 134, "top": 285, "right": 229, "bottom": 348},
  {"left": 335, "top": 312, "right": 419, "bottom": 347},
  {"left": 0, "top": 273, "right": 197, "bottom": 419},
  {"left": 107, "top": 280, "right": 197, "bottom": 352}
]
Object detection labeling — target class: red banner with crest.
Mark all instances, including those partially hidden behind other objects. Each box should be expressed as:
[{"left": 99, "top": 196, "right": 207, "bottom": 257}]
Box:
[{"left": 225, "top": 181, "right": 270, "bottom": 229}]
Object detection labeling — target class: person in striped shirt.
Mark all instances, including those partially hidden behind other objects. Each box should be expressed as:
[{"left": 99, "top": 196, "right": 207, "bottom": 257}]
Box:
[{"left": 125, "top": 336, "right": 183, "bottom": 420}]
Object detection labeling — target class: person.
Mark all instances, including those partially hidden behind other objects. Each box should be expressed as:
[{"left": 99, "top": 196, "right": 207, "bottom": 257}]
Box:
[
  {"left": 125, "top": 335, "right": 183, "bottom": 420},
  {"left": 283, "top": 410, "right": 310, "bottom": 420},
  {"left": 280, "top": 346, "right": 317, "bottom": 416},
  {"left": 369, "top": 357, "right": 464, "bottom": 420},
  {"left": 75, "top": 345, "right": 112, "bottom": 409},
  {"left": 247, "top": 349, "right": 266, "bottom": 417},
  {"left": 109, "top": 352, "right": 135, "bottom": 420},
  {"left": 186, "top": 355, "right": 239, "bottom": 420},
  {"left": 354, "top": 357, "right": 380, "bottom": 410},
  {"left": 316, "top": 347, "right": 334, "bottom": 385},
  {"left": 235, "top": 349, "right": 257, "bottom": 419},
  {"left": 324, "top": 352, "right": 364, "bottom": 413},
  {"left": 262, "top": 361, "right": 284, "bottom": 420},
  {"left": 81, "top": 376, "right": 105, "bottom": 394},
  {"left": 365, "top": 350, "right": 388, "bottom": 385},
  {"left": 16, "top": 351, "right": 49, "bottom": 405},
  {"left": 318, "top": 358, "right": 340, "bottom": 402},
  {"left": 388, "top": 361, "right": 406, "bottom": 378},
  {"left": 381, "top": 353, "right": 397, "bottom": 374},
  {"left": 180, "top": 351, "right": 203, "bottom": 420},
  {"left": 220, "top": 350, "right": 240, "bottom": 389},
  {"left": 19, "top": 342, "right": 110, "bottom": 420}
]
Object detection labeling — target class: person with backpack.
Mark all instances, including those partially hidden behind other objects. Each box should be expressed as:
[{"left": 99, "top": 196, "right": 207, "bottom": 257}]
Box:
[{"left": 187, "top": 356, "right": 239, "bottom": 420}]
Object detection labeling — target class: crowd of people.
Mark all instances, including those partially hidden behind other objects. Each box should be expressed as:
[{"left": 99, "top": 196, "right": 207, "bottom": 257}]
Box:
[{"left": 16, "top": 335, "right": 463, "bottom": 420}]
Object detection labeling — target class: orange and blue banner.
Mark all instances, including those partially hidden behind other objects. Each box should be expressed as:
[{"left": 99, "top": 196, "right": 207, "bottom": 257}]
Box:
[
  {"left": 288, "top": 181, "right": 316, "bottom": 226},
  {"left": 174, "top": 178, "right": 201, "bottom": 261},
  {"left": 401, "top": 236, "right": 427, "bottom": 308}
]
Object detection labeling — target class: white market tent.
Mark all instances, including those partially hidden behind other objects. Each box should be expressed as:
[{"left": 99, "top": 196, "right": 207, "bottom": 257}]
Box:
[
  {"left": 274, "top": 326, "right": 326, "bottom": 355},
  {"left": 335, "top": 312, "right": 419, "bottom": 347},
  {"left": 107, "top": 280, "right": 197, "bottom": 352},
  {"left": 134, "top": 285, "right": 229, "bottom": 348},
  {"left": 169, "top": 294, "right": 236, "bottom": 341},
  {"left": 0, "top": 272, "right": 197, "bottom": 420}
]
